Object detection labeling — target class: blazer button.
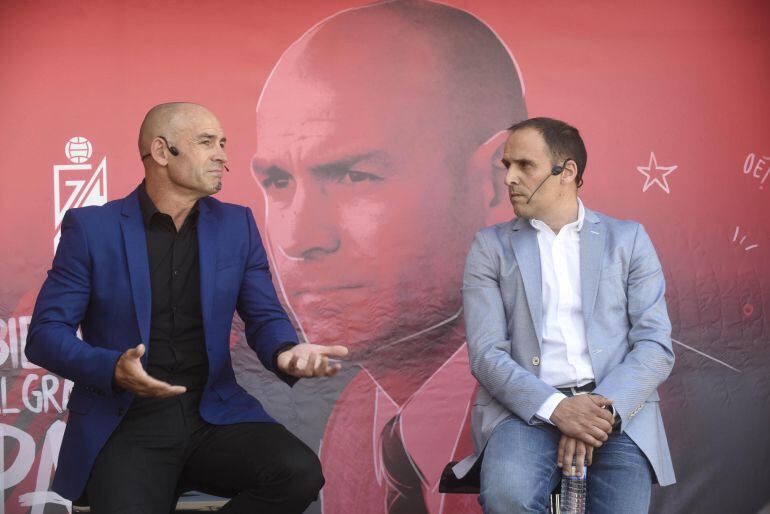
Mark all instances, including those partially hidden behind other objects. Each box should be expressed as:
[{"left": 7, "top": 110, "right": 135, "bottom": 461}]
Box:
[{"left": 532, "top": 356, "right": 540, "bottom": 366}]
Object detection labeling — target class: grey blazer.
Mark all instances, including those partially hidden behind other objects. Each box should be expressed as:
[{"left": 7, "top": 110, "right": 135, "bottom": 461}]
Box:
[{"left": 453, "top": 207, "right": 676, "bottom": 486}]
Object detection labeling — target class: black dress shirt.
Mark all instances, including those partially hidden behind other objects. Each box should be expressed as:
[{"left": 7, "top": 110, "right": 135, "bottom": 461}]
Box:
[{"left": 138, "top": 183, "right": 209, "bottom": 391}]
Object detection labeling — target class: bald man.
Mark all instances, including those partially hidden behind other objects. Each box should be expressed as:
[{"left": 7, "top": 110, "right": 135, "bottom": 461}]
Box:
[
  {"left": 27, "top": 102, "right": 347, "bottom": 513},
  {"left": 244, "top": 1, "right": 527, "bottom": 512}
]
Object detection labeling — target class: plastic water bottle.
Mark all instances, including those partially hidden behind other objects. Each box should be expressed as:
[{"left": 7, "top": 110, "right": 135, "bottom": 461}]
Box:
[{"left": 559, "top": 465, "right": 586, "bottom": 514}]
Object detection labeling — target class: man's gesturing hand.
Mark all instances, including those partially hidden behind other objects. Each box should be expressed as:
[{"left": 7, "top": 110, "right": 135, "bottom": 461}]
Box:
[
  {"left": 550, "top": 394, "right": 614, "bottom": 447},
  {"left": 276, "top": 343, "right": 349, "bottom": 378},
  {"left": 114, "top": 344, "right": 187, "bottom": 398}
]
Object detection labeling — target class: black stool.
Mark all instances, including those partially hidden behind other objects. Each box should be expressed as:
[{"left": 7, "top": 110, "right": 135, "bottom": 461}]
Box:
[
  {"left": 439, "top": 460, "right": 560, "bottom": 513},
  {"left": 72, "top": 490, "right": 229, "bottom": 513}
]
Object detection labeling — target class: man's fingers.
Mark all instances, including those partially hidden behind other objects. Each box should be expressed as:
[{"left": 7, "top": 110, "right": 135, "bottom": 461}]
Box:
[
  {"left": 326, "top": 361, "right": 342, "bottom": 376},
  {"left": 588, "top": 394, "right": 611, "bottom": 407},
  {"left": 144, "top": 378, "right": 186, "bottom": 397},
  {"left": 589, "top": 425, "right": 609, "bottom": 442},
  {"left": 597, "top": 407, "right": 615, "bottom": 425},
  {"left": 579, "top": 432, "right": 604, "bottom": 448},
  {"left": 132, "top": 374, "right": 187, "bottom": 397},
  {"left": 125, "top": 344, "right": 145, "bottom": 360},
  {"left": 562, "top": 437, "right": 576, "bottom": 475},
  {"left": 305, "top": 352, "right": 317, "bottom": 377},
  {"left": 557, "top": 436, "right": 567, "bottom": 467},
  {"left": 282, "top": 344, "right": 349, "bottom": 378},
  {"left": 586, "top": 446, "right": 594, "bottom": 467},
  {"left": 154, "top": 384, "right": 187, "bottom": 398},
  {"left": 574, "top": 442, "right": 587, "bottom": 474},
  {"left": 288, "top": 353, "right": 300, "bottom": 373},
  {"left": 593, "top": 418, "right": 613, "bottom": 434},
  {"left": 320, "top": 345, "right": 349, "bottom": 358}
]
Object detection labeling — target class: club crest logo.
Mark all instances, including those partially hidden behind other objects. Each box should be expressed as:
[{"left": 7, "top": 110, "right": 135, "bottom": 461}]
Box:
[{"left": 53, "top": 136, "right": 108, "bottom": 252}]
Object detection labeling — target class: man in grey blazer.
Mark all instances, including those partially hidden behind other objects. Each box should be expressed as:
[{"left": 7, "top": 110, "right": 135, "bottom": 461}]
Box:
[{"left": 456, "top": 117, "right": 675, "bottom": 513}]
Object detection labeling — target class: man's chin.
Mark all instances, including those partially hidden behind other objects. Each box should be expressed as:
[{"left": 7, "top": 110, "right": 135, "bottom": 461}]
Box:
[
  {"left": 300, "top": 328, "right": 378, "bottom": 360},
  {"left": 511, "top": 203, "right": 529, "bottom": 219}
]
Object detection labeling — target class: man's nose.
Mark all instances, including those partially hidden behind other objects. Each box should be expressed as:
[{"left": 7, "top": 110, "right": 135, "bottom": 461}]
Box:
[
  {"left": 275, "top": 184, "right": 340, "bottom": 261},
  {"left": 504, "top": 166, "right": 519, "bottom": 188},
  {"left": 214, "top": 145, "right": 228, "bottom": 164}
]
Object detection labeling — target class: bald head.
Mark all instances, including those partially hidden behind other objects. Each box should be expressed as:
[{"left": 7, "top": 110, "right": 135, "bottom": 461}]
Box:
[
  {"left": 252, "top": 1, "right": 528, "bottom": 351},
  {"left": 258, "top": 0, "right": 526, "bottom": 159},
  {"left": 138, "top": 102, "right": 215, "bottom": 159}
]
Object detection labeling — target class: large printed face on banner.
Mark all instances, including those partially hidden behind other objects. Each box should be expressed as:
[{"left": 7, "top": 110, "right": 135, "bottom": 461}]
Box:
[
  {"left": 252, "top": 1, "right": 526, "bottom": 360},
  {"left": 3, "top": 0, "right": 770, "bottom": 513}
]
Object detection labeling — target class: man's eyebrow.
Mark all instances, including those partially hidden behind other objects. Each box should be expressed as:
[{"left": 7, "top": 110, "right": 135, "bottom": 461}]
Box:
[
  {"left": 503, "top": 157, "right": 536, "bottom": 167},
  {"left": 310, "top": 151, "right": 389, "bottom": 175},
  {"left": 195, "top": 133, "right": 226, "bottom": 143},
  {"left": 251, "top": 157, "right": 291, "bottom": 177}
]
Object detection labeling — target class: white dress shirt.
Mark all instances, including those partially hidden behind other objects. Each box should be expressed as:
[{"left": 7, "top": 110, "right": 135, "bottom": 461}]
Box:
[{"left": 531, "top": 198, "right": 595, "bottom": 422}]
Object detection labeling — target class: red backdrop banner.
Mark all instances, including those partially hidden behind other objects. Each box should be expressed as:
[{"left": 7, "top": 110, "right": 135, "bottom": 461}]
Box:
[{"left": 1, "top": 1, "right": 769, "bottom": 513}]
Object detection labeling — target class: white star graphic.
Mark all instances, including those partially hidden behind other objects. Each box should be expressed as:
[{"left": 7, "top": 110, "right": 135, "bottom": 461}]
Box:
[{"left": 637, "top": 152, "right": 678, "bottom": 194}]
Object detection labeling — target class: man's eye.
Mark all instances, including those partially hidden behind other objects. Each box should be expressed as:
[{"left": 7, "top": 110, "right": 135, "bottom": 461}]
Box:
[
  {"left": 262, "top": 174, "right": 292, "bottom": 190},
  {"left": 335, "top": 170, "right": 382, "bottom": 184},
  {"left": 200, "top": 140, "right": 211, "bottom": 146},
  {"left": 348, "top": 171, "right": 370, "bottom": 183}
]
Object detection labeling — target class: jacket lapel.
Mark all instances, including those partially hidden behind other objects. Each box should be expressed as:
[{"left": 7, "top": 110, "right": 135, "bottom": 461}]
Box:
[
  {"left": 580, "top": 208, "right": 605, "bottom": 329},
  {"left": 120, "top": 189, "right": 151, "bottom": 349},
  {"left": 196, "top": 198, "right": 217, "bottom": 335},
  {"left": 510, "top": 218, "right": 543, "bottom": 345}
]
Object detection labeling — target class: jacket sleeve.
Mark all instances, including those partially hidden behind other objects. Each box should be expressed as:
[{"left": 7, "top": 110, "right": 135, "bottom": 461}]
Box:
[
  {"left": 463, "top": 230, "right": 558, "bottom": 423},
  {"left": 592, "top": 224, "right": 675, "bottom": 430},
  {"left": 26, "top": 210, "right": 122, "bottom": 396},
  {"left": 236, "top": 207, "right": 299, "bottom": 385}
]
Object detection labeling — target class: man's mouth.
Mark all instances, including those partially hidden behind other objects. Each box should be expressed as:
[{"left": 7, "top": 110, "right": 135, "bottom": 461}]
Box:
[{"left": 292, "top": 284, "right": 365, "bottom": 297}]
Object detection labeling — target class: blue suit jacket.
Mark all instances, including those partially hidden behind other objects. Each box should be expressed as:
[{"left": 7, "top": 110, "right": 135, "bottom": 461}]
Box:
[{"left": 26, "top": 186, "right": 298, "bottom": 500}]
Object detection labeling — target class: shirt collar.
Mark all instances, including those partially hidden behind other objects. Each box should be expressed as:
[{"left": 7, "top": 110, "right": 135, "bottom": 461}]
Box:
[
  {"left": 370, "top": 345, "right": 475, "bottom": 493},
  {"left": 529, "top": 197, "right": 585, "bottom": 234},
  {"left": 138, "top": 181, "right": 199, "bottom": 229},
  {"left": 137, "top": 181, "right": 159, "bottom": 228}
]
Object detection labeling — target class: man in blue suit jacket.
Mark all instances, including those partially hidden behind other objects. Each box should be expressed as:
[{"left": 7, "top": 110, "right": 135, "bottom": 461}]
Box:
[
  {"left": 27, "top": 102, "right": 348, "bottom": 513},
  {"left": 456, "top": 118, "right": 675, "bottom": 513}
]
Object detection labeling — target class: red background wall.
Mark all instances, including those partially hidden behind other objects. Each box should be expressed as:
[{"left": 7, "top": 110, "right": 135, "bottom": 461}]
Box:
[{"left": 1, "top": 1, "right": 769, "bottom": 513}]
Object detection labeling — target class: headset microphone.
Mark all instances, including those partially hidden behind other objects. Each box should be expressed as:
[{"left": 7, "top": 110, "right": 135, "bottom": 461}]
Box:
[{"left": 525, "top": 159, "right": 571, "bottom": 205}]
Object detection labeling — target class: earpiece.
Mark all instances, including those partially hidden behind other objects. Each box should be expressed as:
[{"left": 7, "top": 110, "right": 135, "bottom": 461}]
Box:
[
  {"left": 158, "top": 136, "right": 179, "bottom": 156},
  {"left": 551, "top": 159, "right": 572, "bottom": 175}
]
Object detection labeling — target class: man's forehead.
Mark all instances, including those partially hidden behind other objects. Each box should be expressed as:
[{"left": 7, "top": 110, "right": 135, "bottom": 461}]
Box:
[
  {"left": 178, "top": 111, "right": 224, "bottom": 138},
  {"left": 504, "top": 128, "right": 546, "bottom": 153},
  {"left": 189, "top": 126, "right": 226, "bottom": 139},
  {"left": 254, "top": 124, "right": 392, "bottom": 169}
]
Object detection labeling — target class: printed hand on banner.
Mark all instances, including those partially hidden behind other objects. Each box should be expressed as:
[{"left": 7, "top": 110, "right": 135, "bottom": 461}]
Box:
[
  {"left": 558, "top": 434, "right": 594, "bottom": 477},
  {"left": 276, "top": 343, "right": 349, "bottom": 378},
  {"left": 550, "top": 394, "right": 614, "bottom": 447},
  {"left": 114, "top": 344, "right": 187, "bottom": 397}
]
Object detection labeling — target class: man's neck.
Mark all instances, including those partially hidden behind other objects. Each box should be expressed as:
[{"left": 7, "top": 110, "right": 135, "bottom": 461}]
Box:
[
  {"left": 144, "top": 177, "right": 200, "bottom": 230},
  {"left": 363, "top": 318, "right": 465, "bottom": 406},
  {"left": 537, "top": 196, "right": 580, "bottom": 234}
]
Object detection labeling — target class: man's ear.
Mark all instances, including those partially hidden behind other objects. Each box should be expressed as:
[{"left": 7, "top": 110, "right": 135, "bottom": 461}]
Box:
[
  {"left": 467, "top": 130, "right": 511, "bottom": 226},
  {"left": 150, "top": 137, "right": 170, "bottom": 167},
  {"left": 559, "top": 159, "right": 579, "bottom": 186}
]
